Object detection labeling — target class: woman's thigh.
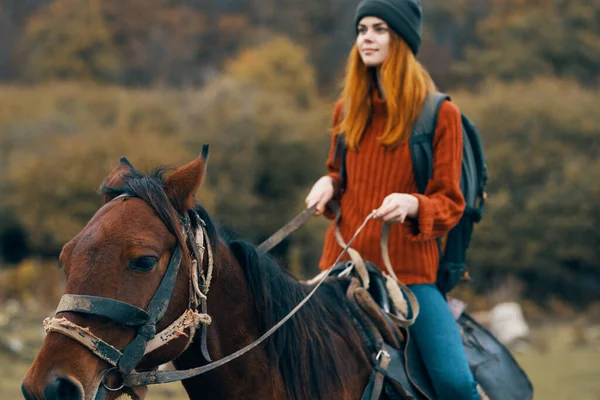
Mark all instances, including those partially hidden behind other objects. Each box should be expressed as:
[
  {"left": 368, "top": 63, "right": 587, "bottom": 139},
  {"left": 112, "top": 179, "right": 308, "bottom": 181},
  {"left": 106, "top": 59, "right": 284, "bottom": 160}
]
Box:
[{"left": 408, "top": 284, "right": 480, "bottom": 400}]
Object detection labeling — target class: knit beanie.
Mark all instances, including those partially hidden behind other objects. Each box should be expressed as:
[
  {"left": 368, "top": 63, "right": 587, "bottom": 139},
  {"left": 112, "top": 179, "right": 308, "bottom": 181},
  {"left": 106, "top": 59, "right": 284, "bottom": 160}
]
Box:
[{"left": 354, "top": 0, "right": 423, "bottom": 55}]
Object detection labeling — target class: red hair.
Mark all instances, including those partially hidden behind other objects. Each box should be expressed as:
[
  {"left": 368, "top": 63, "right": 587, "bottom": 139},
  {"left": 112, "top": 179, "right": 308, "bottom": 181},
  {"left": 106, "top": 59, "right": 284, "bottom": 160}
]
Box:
[{"left": 337, "top": 33, "right": 436, "bottom": 151}]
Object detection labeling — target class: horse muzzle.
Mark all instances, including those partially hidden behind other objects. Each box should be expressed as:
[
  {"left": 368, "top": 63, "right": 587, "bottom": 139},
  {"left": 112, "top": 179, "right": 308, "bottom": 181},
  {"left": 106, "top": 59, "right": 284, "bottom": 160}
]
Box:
[{"left": 22, "top": 375, "right": 84, "bottom": 400}]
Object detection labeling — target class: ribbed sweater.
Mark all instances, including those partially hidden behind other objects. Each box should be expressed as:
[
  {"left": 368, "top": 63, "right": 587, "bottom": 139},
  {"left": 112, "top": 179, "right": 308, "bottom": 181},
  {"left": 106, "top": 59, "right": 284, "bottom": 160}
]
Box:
[{"left": 318, "top": 92, "right": 466, "bottom": 285}]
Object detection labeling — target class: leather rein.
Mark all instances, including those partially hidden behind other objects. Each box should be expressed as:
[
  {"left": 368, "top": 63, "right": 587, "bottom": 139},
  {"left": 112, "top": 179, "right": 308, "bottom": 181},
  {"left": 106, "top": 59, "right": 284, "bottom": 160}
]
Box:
[
  {"left": 44, "top": 194, "right": 215, "bottom": 391},
  {"left": 42, "top": 198, "right": 373, "bottom": 390},
  {"left": 123, "top": 205, "right": 376, "bottom": 387}
]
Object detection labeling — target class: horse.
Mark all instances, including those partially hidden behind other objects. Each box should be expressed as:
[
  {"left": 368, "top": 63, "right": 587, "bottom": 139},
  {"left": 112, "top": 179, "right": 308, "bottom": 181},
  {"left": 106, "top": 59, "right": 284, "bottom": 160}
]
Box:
[{"left": 21, "top": 148, "right": 376, "bottom": 400}]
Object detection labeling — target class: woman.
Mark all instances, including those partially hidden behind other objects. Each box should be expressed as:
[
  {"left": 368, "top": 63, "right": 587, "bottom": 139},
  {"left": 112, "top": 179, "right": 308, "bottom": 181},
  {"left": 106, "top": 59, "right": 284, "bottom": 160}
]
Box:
[{"left": 305, "top": 0, "right": 481, "bottom": 399}]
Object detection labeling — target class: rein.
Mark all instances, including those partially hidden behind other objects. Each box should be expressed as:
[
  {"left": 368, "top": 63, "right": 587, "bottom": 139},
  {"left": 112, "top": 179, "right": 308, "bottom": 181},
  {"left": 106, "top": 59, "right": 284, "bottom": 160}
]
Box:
[
  {"left": 44, "top": 194, "right": 379, "bottom": 390},
  {"left": 123, "top": 208, "right": 378, "bottom": 387},
  {"left": 43, "top": 194, "right": 215, "bottom": 391},
  {"left": 257, "top": 204, "right": 319, "bottom": 252}
]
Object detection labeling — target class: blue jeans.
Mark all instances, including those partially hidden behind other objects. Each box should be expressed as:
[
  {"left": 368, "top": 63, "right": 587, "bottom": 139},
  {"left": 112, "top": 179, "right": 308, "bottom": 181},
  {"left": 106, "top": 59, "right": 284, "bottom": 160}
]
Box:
[{"left": 408, "top": 284, "right": 481, "bottom": 400}]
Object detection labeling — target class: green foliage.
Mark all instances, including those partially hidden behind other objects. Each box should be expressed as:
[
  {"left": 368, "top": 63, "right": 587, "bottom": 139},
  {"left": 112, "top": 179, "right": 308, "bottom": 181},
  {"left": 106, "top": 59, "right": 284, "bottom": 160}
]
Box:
[
  {"left": 225, "top": 36, "right": 319, "bottom": 108},
  {"left": 101, "top": 0, "right": 206, "bottom": 85},
  {"left": 178, "top": 38, "right": 331, "bottom": 269},
  {"left": 0, "top": 38, "right": 330, "bottom": 265},
  {"left": 453, "top": 78, "right": 600, "bottom": 304},
  {"left": 5, "top": 127, "right": 195, "bottom": 255},
  {"left": 455, "top": 0, "right": 600, "bottom": 87},
  {"left": 7, "top": 0, "right": 600, "bottom": 91},
  {"left": 0, "top": 84, "right": 197, "bottom": 254},
  {"left": 1, "top": 0, "right": 599, "bottom": 306},
  {"left": 22, "top": 0, "right": 119, "bottom": 83},
  {"left": 2, "top": 77, "right": 600, "bottom": 303}
]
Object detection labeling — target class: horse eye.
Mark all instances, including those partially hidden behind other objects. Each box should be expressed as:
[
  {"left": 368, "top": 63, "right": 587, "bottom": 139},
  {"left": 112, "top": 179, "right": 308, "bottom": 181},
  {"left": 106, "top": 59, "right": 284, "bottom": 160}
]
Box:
[{"left": 130, "top": 256, "right": 158, "bottom": 272}]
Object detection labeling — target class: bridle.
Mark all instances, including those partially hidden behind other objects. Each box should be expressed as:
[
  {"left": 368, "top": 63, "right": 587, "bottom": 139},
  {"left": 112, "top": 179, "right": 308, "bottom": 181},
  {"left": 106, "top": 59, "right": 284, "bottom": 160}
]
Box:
[
  {"left": 42, "top": 194, "right": 380, "bottom": 392},
  {"left": 43, "top": 194, "right": 214, "bottom": 391}
]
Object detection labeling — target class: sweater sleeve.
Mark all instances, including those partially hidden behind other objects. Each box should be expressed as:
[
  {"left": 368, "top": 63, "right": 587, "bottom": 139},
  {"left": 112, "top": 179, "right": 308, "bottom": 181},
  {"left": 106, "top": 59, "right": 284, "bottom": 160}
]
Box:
[
  {"left": 322, "top": 99, "right": 345, "bottom": 220},
  {"left": 401, "top": 100, "right": 466, "bottom": 241}
]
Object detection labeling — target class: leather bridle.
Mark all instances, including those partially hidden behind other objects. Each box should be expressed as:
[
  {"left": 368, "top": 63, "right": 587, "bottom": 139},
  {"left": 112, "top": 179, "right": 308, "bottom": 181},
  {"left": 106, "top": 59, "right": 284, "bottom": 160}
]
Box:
[
  {"left": 42, "top": 195, "right": 390, "bottom": 392},
  {"left": 43, "top": 194, "right": 214, "bottom": 391}
]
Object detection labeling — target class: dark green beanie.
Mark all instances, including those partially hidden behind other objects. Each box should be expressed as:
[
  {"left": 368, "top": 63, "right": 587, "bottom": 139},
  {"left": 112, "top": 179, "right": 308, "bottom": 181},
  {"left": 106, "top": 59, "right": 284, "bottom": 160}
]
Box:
[{"left": 354, "top": 0, "right": 423, "bottom": 55}]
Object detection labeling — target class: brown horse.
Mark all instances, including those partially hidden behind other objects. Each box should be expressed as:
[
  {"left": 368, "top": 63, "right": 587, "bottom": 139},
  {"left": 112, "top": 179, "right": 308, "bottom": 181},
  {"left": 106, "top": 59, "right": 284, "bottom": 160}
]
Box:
[{"left": 21, "top": 150, "right": 373, "bottom": 400}]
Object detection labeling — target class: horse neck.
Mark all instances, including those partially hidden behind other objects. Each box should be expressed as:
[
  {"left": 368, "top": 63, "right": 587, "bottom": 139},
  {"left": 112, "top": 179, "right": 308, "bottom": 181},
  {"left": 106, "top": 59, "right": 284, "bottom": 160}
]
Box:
[{"left": 173, "top": 240, "right": 286, "bottom": 399}]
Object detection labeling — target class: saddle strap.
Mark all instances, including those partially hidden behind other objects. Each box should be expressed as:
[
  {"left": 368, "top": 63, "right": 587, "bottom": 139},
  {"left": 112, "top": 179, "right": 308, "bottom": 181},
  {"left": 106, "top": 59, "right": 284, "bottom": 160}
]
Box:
[
  {"left": 351, "top": 285, "right": 404, "bottom": 349},
  {"left": 361, "top": 349, "right": 392, "bottom": 400},
  {"left": 371, "top": 350, "right": 392, "bottom": 400},
  {"left": 380, "top": 224, "right": 420, "bottom": 327},
  {"left": 333, "top": 210, "right": 420, "bottom": 327},
  {"left": 346, "top": 278, "right": 386, "bottom": 353},
  {"left": 334, "top": 218, "right": 370, "bottom": 289}
]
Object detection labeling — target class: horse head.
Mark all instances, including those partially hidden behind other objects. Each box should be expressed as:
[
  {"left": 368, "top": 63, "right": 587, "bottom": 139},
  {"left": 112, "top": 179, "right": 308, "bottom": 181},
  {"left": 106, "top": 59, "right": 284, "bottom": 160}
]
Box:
[{"left": 22, "top": 147, "right": 212, "bottom": 400}]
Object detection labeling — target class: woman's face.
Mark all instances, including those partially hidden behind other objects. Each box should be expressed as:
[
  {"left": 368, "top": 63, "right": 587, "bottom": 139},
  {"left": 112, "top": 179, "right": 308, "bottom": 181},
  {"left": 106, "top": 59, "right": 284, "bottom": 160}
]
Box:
[{"left": 356, "top": 16, "right": 390, "bottom": 67}]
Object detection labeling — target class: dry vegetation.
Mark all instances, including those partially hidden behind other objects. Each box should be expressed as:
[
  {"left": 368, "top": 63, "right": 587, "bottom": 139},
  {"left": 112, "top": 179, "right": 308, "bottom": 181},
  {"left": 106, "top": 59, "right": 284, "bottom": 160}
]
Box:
[{"left": 1, "top": 262, "right": 599, "bottom": 400}]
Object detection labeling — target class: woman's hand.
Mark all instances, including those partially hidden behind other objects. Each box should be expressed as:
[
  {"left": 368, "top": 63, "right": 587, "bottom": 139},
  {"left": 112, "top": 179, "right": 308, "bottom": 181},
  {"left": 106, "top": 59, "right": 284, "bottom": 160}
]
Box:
[
  {"left": 305, "top": 176, "right": 335, "bottom": 215},
  {"left": 374, "top": 193, "right": 419, "bottom": 223}
]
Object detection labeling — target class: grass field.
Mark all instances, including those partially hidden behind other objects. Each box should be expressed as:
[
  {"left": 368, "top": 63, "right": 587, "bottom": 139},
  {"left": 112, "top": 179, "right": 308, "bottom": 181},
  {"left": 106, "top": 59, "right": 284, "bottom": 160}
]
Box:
[
  {"left": 2, "top": 315, "right": 599, "bottom": 400},
  {"left": 511, "top": 325, "right": 600, "bottom": 400}
]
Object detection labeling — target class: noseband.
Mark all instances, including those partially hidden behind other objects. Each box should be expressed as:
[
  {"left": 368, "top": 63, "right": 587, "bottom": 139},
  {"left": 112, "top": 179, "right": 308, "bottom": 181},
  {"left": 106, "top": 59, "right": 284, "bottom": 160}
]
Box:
[
  {"left": 43, "top": 194, "right": 214, "bottom": 384},
  {"left": 42, "top": 196, "right": 381, "bottom": 391}
]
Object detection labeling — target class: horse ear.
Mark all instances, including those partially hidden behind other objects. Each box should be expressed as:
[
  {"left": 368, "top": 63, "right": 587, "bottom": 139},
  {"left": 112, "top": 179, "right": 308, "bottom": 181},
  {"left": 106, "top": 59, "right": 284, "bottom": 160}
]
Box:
[
  {"left": 164, "top": 145, "right": 209, "bottom": 214},
  {"left": 100, "top": 157, "right": 136, "bottom": 203}
]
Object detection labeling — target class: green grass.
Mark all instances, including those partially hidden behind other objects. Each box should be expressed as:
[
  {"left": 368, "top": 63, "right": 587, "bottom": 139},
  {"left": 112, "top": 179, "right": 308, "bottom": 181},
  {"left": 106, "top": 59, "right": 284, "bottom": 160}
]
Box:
[
  {"left": 3, "top": 320, "right": 599, "bottom": 399},
  {"left": 150, "top": 324, "right": 600, "bottom": 399},
  {"left": 513, "top": 325, "right": 600, "bottom": 400}
]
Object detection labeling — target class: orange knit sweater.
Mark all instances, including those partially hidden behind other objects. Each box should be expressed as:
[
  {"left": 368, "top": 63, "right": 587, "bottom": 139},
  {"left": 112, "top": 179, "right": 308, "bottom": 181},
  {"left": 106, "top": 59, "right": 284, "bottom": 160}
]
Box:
[{"left": 318, "top": 92, "right": 465, "bottom": 285}]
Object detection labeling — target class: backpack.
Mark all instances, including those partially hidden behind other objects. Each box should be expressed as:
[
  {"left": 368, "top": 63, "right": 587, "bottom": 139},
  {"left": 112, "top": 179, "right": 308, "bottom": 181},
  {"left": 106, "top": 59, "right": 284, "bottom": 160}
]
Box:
[{"left": 333, "top": 92, "right": 488, "bottom": 294}]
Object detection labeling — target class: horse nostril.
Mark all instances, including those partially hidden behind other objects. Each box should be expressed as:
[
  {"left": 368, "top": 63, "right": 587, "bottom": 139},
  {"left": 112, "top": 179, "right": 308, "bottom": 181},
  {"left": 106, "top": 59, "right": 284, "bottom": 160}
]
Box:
[
  {"left": 43, "top": 376, "right": 83, "bottom": 400},
  {"left": 21, "top": 382, "right": 35, "bottom": 400}
]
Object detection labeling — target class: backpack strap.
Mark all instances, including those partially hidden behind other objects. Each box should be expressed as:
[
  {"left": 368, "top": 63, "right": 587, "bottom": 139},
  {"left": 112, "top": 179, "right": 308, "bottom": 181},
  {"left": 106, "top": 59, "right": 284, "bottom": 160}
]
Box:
[
  {"left": 336, "top": 92, "right": 450, "bottom": 195},
  {"left": 334, "top": 132, "right": 348, "bottom": 192},
  {"left": 409, "top": 92, "right": 451, "bottom": 194}
]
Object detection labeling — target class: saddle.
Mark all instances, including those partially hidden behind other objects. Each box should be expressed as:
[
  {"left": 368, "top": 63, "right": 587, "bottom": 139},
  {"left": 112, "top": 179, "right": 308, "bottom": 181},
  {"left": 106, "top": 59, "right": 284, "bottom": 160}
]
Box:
[
  {"left": 330, "top": 261, "right": 436, "bottom": 400},
  {"left": 328, "top": 261, "right": 533, "bottom": 400},
  {"left": 331, "top": 261, "right": 392, "bottom": 313}
]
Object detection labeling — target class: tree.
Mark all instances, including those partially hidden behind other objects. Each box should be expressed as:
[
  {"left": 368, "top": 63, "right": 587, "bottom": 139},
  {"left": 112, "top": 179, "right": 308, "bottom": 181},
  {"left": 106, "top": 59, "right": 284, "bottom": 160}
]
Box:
[
  {"left": 179, "top": 38, "right": 332, "bottom": 269},
  {"left": 454, "top": 0, "right": 600, "bottom": 87},
  {"left": 101, "top": 0, "right": 206, "bottom": 85},
  {"left": 22, "top": 0, "right": 119, "bottom": 82},
  {"left": 225, "top": 36, "right": 319, "bottom": 108},
  {"left": 4, "top": 128, "right": 195, "bottom": 255},
  {"left": 453, "top": 78, "right": 600, "bottom": 306},
  {"left": 181, "top": 75, "right": 329, "bottom": 241}
]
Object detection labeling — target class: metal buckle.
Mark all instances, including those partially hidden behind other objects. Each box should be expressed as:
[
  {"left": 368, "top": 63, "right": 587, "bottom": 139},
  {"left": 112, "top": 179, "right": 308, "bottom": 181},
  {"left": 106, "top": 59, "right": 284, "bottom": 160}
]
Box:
[
  {"left": 376, "top": 349, "right": 390, "bottom": 361},
  {"left": 337, "top": 262, "right": 354, "bottom": 278},
  {"left": 102, "top": 367, "right": 125, "bottom": 392}
]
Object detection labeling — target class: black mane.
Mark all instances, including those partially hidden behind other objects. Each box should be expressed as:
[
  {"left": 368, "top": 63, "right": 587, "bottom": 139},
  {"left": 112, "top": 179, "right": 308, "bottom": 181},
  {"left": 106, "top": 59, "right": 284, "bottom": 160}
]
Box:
[
  {"left": 100, "top": 167, "right": 365, "bottom": 399},
  {"left": 228, "top": 240, "right": 364, "bottom": 400},
  {"left": 98, "top": 167, "right": 220, "bottom": 246}
]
